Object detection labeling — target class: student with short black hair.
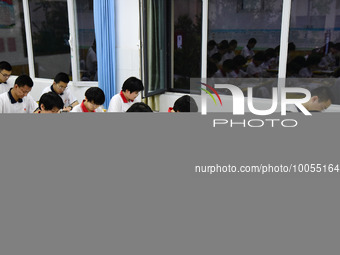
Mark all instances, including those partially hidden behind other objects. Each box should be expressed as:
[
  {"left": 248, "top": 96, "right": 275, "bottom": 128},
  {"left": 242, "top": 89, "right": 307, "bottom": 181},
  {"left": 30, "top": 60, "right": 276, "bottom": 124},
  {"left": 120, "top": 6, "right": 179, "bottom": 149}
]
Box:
[
  {"left": 0, "top": 61, "right": 13, "bottom": 94},
  {"left": 246, "top": 51, "right": 266, "bottom": 77},
  {"left": 288, "top": 86, "right": 333, "bottom": 112},
  {"left": 37, "top": 92, "right": 64, "bottom": 113},
  {"left": 71, "top": 87, "right": 105, "bottom": 112},
  {"left": 41, "top": 72, "right": 79, "bottom": 112},
  {"left": 299, "top": 54, "right": 322, "bottom": 78},
  {"left": 108, "top": 77, "right": 144, "bottom": 112},
  {"left": 241, "top": 38, "right": 257, "bottom": 60},
  {"left": 168, "top": 95, "right": 198, "bottom": 112},
  {"left": 127, "top": 102, "right": 153, "bottom": 112},
  {"left": 0, "top": 74, "right": 38, "bottom": 113}
]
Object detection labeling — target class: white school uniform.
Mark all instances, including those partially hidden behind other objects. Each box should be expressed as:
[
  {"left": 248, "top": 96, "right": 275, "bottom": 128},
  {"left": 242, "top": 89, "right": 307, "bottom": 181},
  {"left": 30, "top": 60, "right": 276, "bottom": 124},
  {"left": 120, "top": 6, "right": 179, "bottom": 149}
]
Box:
[
  {"left": 71, "top": 100, "right": 104, "bottom": 112},
  {"left": 41, "top": 85, "right": 77, "bottom": 107},
  {"left": 246, "top": 62, "right": 264, "bottom": 77},
  {"left": 107, "top": 91, "right": 138, "bottom": 112},
  {"left": 241, "top": 46, "right": 254, "bottom": 59},
  {"left": 218, "top": 52, "right": 236, "bottom": 66},
  {"left": 298, "top": 67, "right": 313, "bottom": 78},
  {"left": 0, "top": 82, "right": 12, "bottom": 94},
  {"left": 0, "top": 89, "right": 38, "bottom": 113},
  {"left": 318, "top": 52, "right": 335, "bottom": 68}
]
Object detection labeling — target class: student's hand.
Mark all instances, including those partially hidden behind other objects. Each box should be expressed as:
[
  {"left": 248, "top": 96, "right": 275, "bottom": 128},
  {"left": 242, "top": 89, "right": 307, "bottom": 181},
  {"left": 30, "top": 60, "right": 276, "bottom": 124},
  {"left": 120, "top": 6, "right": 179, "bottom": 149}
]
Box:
[{"left": 63, "top": 106, "right": 73, "bottom": 112}]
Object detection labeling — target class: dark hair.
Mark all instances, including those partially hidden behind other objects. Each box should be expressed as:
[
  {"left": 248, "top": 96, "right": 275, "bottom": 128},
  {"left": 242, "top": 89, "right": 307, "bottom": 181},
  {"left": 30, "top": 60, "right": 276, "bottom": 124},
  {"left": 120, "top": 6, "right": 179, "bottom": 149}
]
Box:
[
  {"left": 229, "top": 39, "right": 237, "bottom": 47},
  {"left": 288, "top": 42, "right": 296, "bottom": 52},
  {"left": 122, "top": 77, "right": 144, "bottom": 92},
  {"left": 264, "top": 48, "right": 276, "bottom": 59},
  {"left": 306, "top": 54, "right": 322, "bottom": 67},
  {"left": 233, "top": 55, "right": 247, "bottom": 67},
  {"left": 208, "top": 40, "right": 217, "bottom": 48},
  {"left": 39, "top": 92, "right": 64, "bottom": 110},
  {"left": 218, "top": 40, "right": 229, "bottom": 50},
  {"left": 54, "top": 72, "right": 70, "bottom": 83},
  {"left": 290, "top": 56, "right": 306, "bottom": 68},
  {"left": 253, "top": 51, "right": 266, "bottom": 62},
  {"left": 210, "top": 53, "right": 222, "bottom": 62},
  {"left": 173, "top": 95, "right": 198, "bottom": 112},
  {"left": 222, "top": 59, "right": 235, "bottom": 70},
  {"left": 311, "top": 86, "right": 333, "bottom": 103},
  {"left": 207, "top": 61, "right": 218, "bottom": 77},
  {"left": 15, "top": 74, "right": 33, "bottom": 88},
  {"left": 85, "top": 87, "right": 105, "bottom": 105},
  {"left": 248, "top": 38, "right": 257, "bottom": 45},
  {"left": 126, "top": 102, "right": 153, "bottom": 112},
  {"left": 0, "top": 61, "right": 12, "bottom": 71}
]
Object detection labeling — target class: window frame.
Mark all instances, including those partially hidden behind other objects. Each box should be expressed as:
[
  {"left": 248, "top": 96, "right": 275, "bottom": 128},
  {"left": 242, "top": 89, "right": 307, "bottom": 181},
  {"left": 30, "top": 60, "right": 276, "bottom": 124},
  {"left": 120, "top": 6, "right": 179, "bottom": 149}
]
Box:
[{"left": 21, "top": 0, "right": 98, "bottom": 86}]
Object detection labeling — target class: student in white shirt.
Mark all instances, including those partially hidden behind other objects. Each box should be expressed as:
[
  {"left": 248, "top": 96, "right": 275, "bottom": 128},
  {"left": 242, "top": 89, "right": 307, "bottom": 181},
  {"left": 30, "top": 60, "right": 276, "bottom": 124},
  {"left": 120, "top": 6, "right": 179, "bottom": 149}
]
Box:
[
  {"left": 108, "top": 77, "right": 144, "bottom": 112},
  {"left": 41, "top": 72, "right": 79, "bottom": 112},
  {"left": 0, "top": 61, "right": 13, "bottom": 94},
  {"left": 298, "top": 54, "right": 321, "bottom": 78},
  {"left": 246, "top": 51, "right": 266, "bottom": 77},
  {"left": 241, "top": 38, "right": 257, "bottom": 60},
  {"left": 0, "top": 74, "right": 38, "bottom": 113},
  {"left": 71, "top": 87, "right": 105, "bottom": 112}
]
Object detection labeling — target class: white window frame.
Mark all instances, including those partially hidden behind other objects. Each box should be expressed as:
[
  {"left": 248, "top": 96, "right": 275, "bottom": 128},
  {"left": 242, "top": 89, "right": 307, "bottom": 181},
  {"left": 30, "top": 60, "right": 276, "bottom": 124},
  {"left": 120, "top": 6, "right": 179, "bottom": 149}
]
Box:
[{"left": 21, "top": 0, "right": 98, "bottom": 87}]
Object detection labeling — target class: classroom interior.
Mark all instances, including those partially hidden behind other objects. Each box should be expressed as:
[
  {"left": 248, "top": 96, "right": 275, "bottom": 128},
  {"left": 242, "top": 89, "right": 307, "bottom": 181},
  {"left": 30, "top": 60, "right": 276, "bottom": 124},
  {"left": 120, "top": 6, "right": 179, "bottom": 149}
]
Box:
[{"left": 1, "top": 0, "right": 340, "bottom": 112}]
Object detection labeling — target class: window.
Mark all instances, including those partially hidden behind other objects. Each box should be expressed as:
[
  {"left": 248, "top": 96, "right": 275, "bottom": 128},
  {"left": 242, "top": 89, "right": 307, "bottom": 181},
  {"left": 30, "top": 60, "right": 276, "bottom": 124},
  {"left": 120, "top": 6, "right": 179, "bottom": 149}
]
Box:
[
  {"left": 29, "top": 0, "right": 70, "bottom": 78},
  {"left": 142, "top": 0, "right": 202, "bottom": 94},
  {"left": 288, "top": 0, "right": 340, "bottom": 104},
  {"left": 75, "top": 0, "right": 97, "bottom": 82},
  {"left": 0, "top": 0, "right": 97, "bottom": 86},
  {"left": 0, "top": 0, "right": 29, "bottom": 76}
]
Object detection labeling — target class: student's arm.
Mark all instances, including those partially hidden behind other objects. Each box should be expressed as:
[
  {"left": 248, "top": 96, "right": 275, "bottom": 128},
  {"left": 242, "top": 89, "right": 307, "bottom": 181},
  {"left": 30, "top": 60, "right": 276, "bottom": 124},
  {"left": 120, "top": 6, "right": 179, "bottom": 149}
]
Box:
[
  {"left": 63, "top": 100, "right": 79, "bottom": 112},
  {"left": 63, "top": 90, "right": 79, "bottom": 112}
]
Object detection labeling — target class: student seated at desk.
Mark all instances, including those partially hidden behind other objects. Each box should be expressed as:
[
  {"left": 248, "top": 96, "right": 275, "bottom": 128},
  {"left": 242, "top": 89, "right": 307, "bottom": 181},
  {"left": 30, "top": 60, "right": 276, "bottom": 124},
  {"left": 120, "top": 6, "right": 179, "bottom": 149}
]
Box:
[
  {"left": 36, "top": 92, "right": 64, "bottom": 113},
  {"left": 246, "top": 51, "right": 266, "bottom": 77},
  {"left": 298, "top": 54, "right": 322, "bottom": 78},
  {"left": 0, "top": 75, "right": 38, "bottom": 113},
  {"left": 71, "top": 87, "right": 105, "bottom": 112},
  {"left": 0, "top": 61, "right": 12, "bottom": 94},
  {"left": 241, "top": 38, "right": 257, "bottom": 60},
  {"left": 108, "top": 77, "right": 144, "bottom": 112},
  {"left": 41, "top": 72, "right": 79, "bottom": 112},
  {"left": 233, "top": 55, "right": 248, "bottom": 78},
  {"left": 318, "top": 42, "right": 339, "bottom": 69},
  {"left": 168, "top": 95, "right": 198, "bottom": 112},
  {"left": 213, "top": 59, "right": 237, "bottom": 78}
]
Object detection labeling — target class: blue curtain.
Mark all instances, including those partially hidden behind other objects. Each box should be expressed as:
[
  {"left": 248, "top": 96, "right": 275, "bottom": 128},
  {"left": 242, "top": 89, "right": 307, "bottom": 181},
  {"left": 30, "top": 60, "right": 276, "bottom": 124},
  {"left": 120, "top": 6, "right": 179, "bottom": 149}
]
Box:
[{"left": 93, "top": 0, "right": 116, "bottom": 109}]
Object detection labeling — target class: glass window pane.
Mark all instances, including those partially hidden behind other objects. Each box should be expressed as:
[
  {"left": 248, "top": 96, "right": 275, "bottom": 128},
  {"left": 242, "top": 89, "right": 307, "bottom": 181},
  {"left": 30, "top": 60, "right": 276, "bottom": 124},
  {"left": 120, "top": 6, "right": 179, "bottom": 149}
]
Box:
[
  {"left": 75, "top": 0, "right": 97, "bottom": 81},
  {"left": 0, "top": 0, "right": 29, "bottom": 76},
  {"left": 208, "top": 0, "right": 282, "bottom": 98},
  {"left": 288, "top": 0, "right": 340, "bottom": 106},
  {"left": 29, "top": 0, "right": 70, "bottom": 79},
  {"left": 173, "top": 0, "right": 202, "bottom": 90}
]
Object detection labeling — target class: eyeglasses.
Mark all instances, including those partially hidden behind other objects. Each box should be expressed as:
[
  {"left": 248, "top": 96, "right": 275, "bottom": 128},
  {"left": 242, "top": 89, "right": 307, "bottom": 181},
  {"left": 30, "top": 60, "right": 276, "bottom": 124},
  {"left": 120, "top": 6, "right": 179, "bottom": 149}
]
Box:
[
  {"left": 1, "top": 72, "right": 10, "bottom": 78},
  {"left": 18, "top": 86, "right": 31, "bottom": 94},
  {"left": 56, "top": 84, "right": 67, "bottom": 90}
]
